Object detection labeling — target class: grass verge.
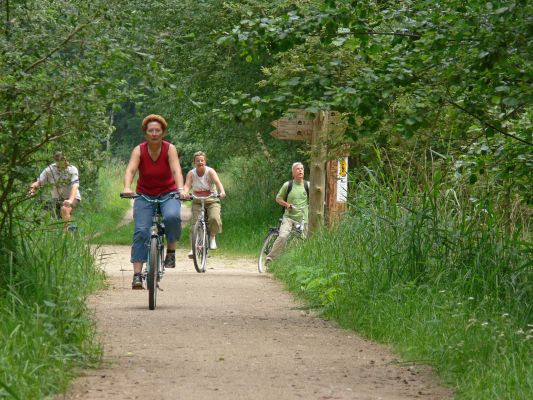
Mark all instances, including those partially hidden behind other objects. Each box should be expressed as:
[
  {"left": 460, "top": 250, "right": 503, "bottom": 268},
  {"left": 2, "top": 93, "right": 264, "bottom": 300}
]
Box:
[
  {"left": 0, "top": 231, "right": 104, "bottom": 399},
  {"left": 269, "top": 177, "right": 532, "bottom": 400}
]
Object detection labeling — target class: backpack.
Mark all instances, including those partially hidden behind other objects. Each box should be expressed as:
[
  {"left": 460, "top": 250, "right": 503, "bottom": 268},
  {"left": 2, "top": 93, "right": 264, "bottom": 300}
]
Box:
[
  {"left": 281, "top": 180, "right": 309, "bottom": 213},
  {"left": 284, "top": 179, "right": 309, "bottom": 201}
]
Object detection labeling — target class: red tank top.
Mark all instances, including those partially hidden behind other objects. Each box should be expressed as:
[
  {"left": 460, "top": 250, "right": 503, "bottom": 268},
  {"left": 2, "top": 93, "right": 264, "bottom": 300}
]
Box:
[{"left": 135, "top": 141, "right": 177, "bottom": 196}]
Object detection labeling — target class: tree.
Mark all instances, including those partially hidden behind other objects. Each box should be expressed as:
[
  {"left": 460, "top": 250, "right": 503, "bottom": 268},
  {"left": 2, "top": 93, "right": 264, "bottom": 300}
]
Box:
[{"left": 215, "top": 0, "right": 532, "bottom": 203}]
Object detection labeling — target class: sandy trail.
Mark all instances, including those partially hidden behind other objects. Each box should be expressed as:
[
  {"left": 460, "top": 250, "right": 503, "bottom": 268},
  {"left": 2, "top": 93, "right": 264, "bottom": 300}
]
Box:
[{"left": 60, "top": 208, "right": 451, "bottom": 400}]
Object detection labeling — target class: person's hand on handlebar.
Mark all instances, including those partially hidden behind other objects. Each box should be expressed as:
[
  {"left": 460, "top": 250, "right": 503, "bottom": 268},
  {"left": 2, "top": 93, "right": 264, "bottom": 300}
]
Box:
[{"left": 120, "top": 189, "right": 135, "bottom": 198}]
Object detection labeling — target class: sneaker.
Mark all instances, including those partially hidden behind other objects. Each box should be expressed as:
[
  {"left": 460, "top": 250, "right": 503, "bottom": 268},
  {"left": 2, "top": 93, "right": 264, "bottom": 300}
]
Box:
[
  {"left": 164, "top": 252, "right": 175, "bottom": 268},
  {"left": 209, "top": 237, "right": 217, "bottom": 250},
  {"left": 265, "top": 256, "right": 272, "bottom": 265},
  {"left": 187, "top": 250, "right": 194, "bottom": 259},
  {"left": 132, "top": 273, "right": 143, "bottom": 290}
]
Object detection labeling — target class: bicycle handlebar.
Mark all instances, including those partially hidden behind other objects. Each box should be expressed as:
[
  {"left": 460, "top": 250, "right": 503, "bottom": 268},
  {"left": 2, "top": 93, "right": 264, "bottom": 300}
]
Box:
[
  {"left": 119, "top": 192, "right": 179, "bottom": 201},
  {"left": 184, "top": 193, "right": 221, "bottom": 201}
]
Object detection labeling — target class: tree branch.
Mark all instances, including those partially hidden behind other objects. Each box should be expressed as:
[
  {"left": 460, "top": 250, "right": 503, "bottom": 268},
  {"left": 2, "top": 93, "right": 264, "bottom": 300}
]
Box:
[
  {"left": 24, "top": 21, "right": 94, "bottom": 73},
  {"left": 446, "top": 99, "right": 533, "bottom": 146},
  {"left": 4, "top": 0, "right": 9, "bottom": 40}
]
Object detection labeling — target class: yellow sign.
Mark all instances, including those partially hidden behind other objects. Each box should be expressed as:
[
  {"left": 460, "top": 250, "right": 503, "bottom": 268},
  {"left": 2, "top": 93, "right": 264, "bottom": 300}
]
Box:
[
  {"left": 337, "top": 157, "right": 348, "bottom": 203},
  {"left": 339, "top": 159, "right": 347, "bottom": 177}
]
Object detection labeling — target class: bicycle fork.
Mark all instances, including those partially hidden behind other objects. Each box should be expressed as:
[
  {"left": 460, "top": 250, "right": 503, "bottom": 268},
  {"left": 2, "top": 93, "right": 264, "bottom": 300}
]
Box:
[{"left": 147, "top": 227, "right": 165, "bottom": 288}]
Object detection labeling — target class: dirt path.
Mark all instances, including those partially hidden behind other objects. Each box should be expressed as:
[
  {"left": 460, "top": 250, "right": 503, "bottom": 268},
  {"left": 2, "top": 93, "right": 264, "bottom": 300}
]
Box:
[{"left": 60, "top": 208, "right": 452, "bottom": 400}]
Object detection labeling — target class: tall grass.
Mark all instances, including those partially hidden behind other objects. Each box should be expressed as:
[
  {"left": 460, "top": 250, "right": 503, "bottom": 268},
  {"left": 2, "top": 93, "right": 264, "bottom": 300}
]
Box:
[
  {"left": 78, "top": 161, "right": 132, "bottom": 244},
  {"left": 0, "top": 162, "right": 135, "bottom": 398},
  {"left": 270, "top": 164, "right": 532, "bottom": 399},
  {"left": 0, "top": 231, "right": 104, "bottom": 399},
  {"left": 216, "top": 156, "right": 283, "bottom": 254}
]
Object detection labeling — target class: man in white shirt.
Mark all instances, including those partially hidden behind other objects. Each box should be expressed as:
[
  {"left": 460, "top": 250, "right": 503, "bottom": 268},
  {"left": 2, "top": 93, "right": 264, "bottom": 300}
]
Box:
[{"left": 29, "top": 152, "right": 81, "bottom": 229}]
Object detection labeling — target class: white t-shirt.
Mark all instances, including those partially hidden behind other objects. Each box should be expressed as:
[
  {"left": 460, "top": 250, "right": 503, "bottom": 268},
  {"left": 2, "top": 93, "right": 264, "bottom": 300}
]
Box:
[
  {"left": 191, "top": 166, "right": 216, "bottom": 193},
  {"left": 38, "top": 163, "right": 81, "bottom": 201}
]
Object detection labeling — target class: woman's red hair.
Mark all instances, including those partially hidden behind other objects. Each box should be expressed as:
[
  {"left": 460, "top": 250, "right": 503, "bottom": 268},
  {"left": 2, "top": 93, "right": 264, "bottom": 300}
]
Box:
[{"left": 141, "top": 114, "right": 168, "bottom": 132}]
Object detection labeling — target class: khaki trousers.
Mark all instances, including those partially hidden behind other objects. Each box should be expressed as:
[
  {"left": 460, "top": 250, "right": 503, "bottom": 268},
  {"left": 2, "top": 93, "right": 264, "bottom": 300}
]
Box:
[
  {"left": 191, "top": 198, "right": 222, "bottom": 236},
  {"left": 267, "top": 217, "right": 299, "bottom": 260}
]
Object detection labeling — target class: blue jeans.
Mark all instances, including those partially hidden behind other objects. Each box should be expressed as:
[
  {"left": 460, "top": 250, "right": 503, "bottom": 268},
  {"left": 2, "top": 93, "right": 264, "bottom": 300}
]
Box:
[{"left": 131, "top": 193, "right": 181, "bottom": 263}]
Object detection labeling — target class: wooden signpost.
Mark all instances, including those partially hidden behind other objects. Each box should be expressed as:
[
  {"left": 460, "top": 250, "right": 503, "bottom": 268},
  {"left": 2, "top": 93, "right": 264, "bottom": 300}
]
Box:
[
  {"left": 270, "top": 109, "right": 348, "bottom": 233},
  {"left": 270, "top": 109, "right": 314, "bottom": 141}
]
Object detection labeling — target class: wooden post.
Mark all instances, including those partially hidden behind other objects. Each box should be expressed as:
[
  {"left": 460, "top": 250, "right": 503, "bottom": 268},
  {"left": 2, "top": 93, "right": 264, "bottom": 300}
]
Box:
[{"left": 308, "top": 111, "right": 327, "bottom": 234}]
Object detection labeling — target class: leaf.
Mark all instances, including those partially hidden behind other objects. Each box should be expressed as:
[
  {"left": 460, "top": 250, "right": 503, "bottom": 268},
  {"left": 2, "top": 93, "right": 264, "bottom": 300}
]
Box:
[
  {"left": 284, "top": 77, "right": 301, "bottom": 86},
  {"left": 332, "top": 37, "right": 346, "bottom": 46}
]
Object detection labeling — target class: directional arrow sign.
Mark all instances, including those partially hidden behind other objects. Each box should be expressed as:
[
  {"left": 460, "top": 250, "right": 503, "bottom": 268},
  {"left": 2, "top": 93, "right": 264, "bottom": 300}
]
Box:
[{"left": 270, "top": 109, "right": 313, "bottom": 141}]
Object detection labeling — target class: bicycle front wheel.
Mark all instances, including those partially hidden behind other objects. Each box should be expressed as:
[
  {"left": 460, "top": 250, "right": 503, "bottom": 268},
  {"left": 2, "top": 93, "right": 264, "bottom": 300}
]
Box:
[
  {"left": 258, "top": 230, "right": 278, "bottom": 273},
  {"left": 147, "top": 237, "right": 159, "bottom": 310},
  {"left": 192, "top": 220, "right": 208, "bottom": 273}
]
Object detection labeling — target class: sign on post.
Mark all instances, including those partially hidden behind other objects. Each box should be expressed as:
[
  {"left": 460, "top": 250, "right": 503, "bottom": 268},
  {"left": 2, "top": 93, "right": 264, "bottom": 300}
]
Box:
[
  {"left": 336, "top": 157, "right": 348, "bottom": 203},
  {"left": 270, "top": 109, "right": 313, "bottom": 141}
]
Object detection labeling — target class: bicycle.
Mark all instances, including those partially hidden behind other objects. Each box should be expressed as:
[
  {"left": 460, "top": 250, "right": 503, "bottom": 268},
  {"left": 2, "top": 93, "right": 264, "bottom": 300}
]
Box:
[
  {"left": 120, "top": 192, "right": 178, "bottom": 310},
  {"left": 34, "top": 198, "right": 79, "bottom": 233},
  {"left": 258, "top": 205, "right": 307, "bottom": 273},
  {"left": 184, "top": 193, "right": 220, "bottom": 273}
]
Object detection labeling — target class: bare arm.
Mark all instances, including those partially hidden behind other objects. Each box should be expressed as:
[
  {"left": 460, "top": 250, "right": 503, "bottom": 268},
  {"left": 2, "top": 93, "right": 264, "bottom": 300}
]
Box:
[
  {"left": 29, "top": 168, "right": 47, "bottom": 195},
  {"left": 168, "top": 144, "right": 184, "bottom": 191},
  {"left": 276, "top": 197, "right": 292, "bottom": 209},
  {"left": 61, "top": 182, "right": 79, "bottom": 207},
  {"left": 29, "top": 180, "right": 40, "bottom": 195},
  {"left": 208, "top": 169, "right": 226, "bottom": 199},
  {"left": 123, "top": 146, "right": 141, "bottom": 194},
  {"left": 180, "top": 170, "right": 193, "bottom": 198}
]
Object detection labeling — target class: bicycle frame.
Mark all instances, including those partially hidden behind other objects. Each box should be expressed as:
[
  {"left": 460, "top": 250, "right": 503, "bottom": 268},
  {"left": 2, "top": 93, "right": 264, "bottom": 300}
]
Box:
[{"left": 187, "top": 193, "right": 219, "bottom": 273}]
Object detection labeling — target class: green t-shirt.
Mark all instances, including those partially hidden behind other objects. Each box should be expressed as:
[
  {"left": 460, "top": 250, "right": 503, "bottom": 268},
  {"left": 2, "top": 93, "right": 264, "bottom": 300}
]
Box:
[{"left": 276, "top": 180, "right": 308, "bottom": 223}]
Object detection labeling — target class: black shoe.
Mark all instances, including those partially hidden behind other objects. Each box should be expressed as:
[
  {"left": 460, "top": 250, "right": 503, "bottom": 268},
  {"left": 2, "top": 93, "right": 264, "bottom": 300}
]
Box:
[
  {"left": 132, "top": 273, "right": 143, "bottom": 290},
  {"left": 164, "top": 253, "right": 175, "bottom": 268}
]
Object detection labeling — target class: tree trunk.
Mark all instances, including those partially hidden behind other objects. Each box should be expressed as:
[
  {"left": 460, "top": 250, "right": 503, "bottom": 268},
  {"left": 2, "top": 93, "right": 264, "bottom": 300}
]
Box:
[{"left": 308, "top": 111, "right": 327, "bottom": 234}]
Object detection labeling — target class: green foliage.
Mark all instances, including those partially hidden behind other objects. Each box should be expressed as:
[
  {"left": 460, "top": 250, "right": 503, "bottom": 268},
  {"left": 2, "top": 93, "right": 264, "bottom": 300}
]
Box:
[
  {"left": 0, "top": 0, "right": 143, "bottom": 241},
  {"left": 0, "top": 231, "right": 104, "bottom": 399},
  {"left": 109, "top": 0, "right": 306, "bottom": 170},
  {"left": 221, "top": 0, "right": 532, "bottom": 132},
  {"left": 214, "top": 155, "right": 286, "bottom": 254},
  {"left": 79, "top": 161, "right": 131, "bottom": 242},
  {"left": 269, "top": 159, "right": 532, "bottom": 399},
  {"left": 217, "top": 0, "right": 532, "bottom": 204}
]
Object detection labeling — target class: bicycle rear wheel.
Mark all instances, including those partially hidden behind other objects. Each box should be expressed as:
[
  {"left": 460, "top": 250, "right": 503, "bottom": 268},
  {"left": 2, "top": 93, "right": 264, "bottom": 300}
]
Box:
[
  {"left": 147, "top": 237, "right": 159, "bottom": 309},
  {"left": 258, "top": 229, "right": 279, "bottom": 273},
  {"left": 192, "top": 220, "right": 208, "bottom": 273}
]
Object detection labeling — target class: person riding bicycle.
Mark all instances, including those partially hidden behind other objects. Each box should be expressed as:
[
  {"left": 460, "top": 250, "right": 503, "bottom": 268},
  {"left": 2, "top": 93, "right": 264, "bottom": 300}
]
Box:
[
  {"left": 180, "top": 151, "right": 226, "bottom": 256},
  {"left": 266, "top": 162, "right": 309, "bottom": 262},
  {"left": 122, "top": 114, "right": 185, "bottom": 289},
  {"left": 29, "top": 151, "right": 81, "bottom": 231}
]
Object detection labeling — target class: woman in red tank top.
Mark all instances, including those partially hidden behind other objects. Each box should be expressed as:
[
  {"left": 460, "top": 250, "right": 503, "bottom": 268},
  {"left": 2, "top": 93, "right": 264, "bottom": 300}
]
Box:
[{"left": 122, "top": 114, "right": 185, "bottom": 289}]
